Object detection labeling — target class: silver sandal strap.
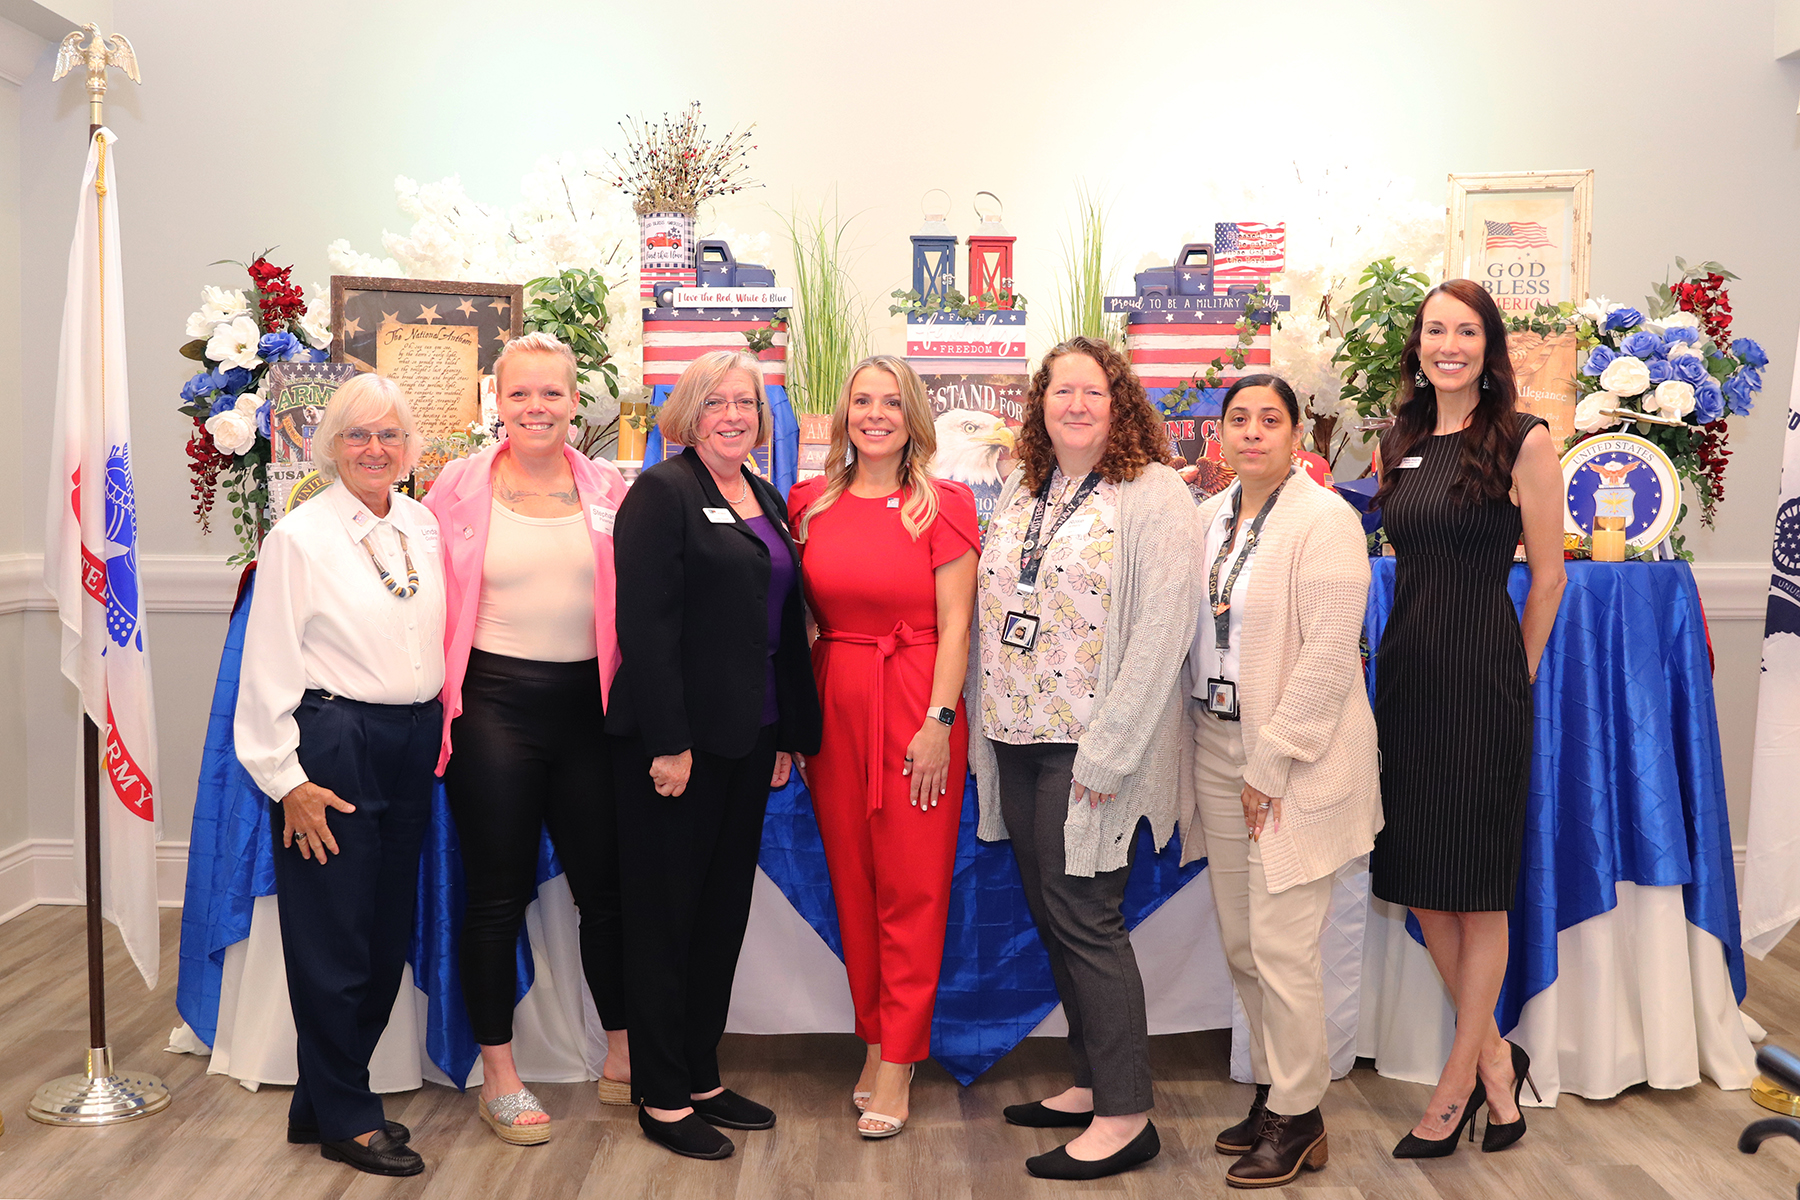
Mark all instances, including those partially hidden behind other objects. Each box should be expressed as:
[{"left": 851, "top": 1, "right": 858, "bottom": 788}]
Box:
[{"left": 486, "top": 1087, "right": 547, "bottom": 1126}]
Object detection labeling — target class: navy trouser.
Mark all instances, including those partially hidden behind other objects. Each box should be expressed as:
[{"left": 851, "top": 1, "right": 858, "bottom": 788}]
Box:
[{"left": 272, "top": 689, "right": 439, "bottom": 1143}]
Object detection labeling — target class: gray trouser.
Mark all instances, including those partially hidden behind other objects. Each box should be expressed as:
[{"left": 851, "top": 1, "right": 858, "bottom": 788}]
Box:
[{"left": 992, "top": 739, "right": 1153, "bottom": 1116}]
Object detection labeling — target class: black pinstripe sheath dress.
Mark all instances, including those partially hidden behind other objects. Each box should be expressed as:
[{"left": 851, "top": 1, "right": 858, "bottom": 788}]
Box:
[{"left": 1369, "top": 413, "right": 1543, "bottom": 912}]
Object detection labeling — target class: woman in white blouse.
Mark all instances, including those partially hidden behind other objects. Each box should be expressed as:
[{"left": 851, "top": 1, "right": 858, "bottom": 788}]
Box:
[
  {"left": 1179, "top": 375, "right": 1379, "bottom": 1189},
  {"left": 236, "top": 373, "right": 445, "bottom": 1179}
]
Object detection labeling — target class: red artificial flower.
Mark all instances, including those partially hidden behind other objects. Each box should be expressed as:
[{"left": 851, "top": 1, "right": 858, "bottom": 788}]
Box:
[{"left": 186, "top": 416, "right": 227, "bottom": 532}]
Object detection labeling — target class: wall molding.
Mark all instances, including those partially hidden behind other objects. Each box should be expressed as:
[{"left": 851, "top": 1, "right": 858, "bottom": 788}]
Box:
[
  {"left": 0, "top": 837, "right": 188, "bottom": 915},
  {"left": 0, "top": 552, "right": 241, "bottom": 616},
  {"left": 0, "top": 13, "right": 48, "bottom": 86}
]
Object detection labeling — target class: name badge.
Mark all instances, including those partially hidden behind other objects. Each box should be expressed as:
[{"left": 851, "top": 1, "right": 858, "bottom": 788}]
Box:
[
  {"left": 1397, "top": 456, "right": 1423, "bottom": 469},
  {"left": 703, "top": 507, "right": 736, "bottom": 524},
  {"left": 589, "top": 504, "right": 616, "bottom": 536},
  {"left": 419, "top": 526, "right": 440, "bottom": 555}
]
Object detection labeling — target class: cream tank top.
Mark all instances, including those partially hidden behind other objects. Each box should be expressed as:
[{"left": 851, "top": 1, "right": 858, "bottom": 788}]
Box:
[{"left": 472, "top": 500, "right": 598, "bottom": 662}]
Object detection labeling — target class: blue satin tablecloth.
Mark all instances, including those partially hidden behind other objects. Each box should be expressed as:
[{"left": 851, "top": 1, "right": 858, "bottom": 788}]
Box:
[{"left": 1364, "top": 557, "right": 1745, "bottom": 1034}]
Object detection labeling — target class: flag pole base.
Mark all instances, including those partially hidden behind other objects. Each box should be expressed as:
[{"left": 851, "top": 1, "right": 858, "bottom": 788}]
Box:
[
  {"left": 1753, "top": 1074, "right": 1800, "bottom": 1116},
  {"left": 27, "top": 1046, "right": 170, "bottom": 1126}
]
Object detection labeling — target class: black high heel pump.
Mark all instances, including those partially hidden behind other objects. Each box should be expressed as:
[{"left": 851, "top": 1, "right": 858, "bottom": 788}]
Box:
[
  {"left": 1481, "top": 1041, "right": 1541, "bottom": 1153},
  {"left": 1392, "top": 1079, "right": 1487, "bottom": 1159}
]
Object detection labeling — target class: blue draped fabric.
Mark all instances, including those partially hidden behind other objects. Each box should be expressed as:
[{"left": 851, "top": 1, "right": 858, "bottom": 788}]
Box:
[
  {"left": 644, "top": 382, "right": 798, "bottom": 499},
  {"left": 1363, "top": 557, "right": 1745, "bottom": 1034},
  {"left": 759, "top": 772, "right": 1205, "bottom": 1085}
]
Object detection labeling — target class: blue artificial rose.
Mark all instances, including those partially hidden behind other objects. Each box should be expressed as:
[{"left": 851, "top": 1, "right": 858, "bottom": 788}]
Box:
[
  {"left": 1605, "top": 307, "right": 1644, "bottom": 331},
  {"left": 256, "top": 397, "right": 273, "bottom": 438},
  {"left": 218, "top": 366, "right": 254, "bottom": 395},
  {"left": 1723, "top": 372, "right": 1755, "bottom": 415},
  {"left": 1740, "top": 365, "right": 1765, "bottom": 392},
  {"left": 1732, "top": 337, "right": 1769, "bottom": 368},
  {"left": 1646, "top": 360, "right": 1673, "bottom": 385},
  {"left": 1694, "top": 379, "right": 1725, "bottom": 424},
  {"left": 179, "top": 370, "right": 217, "bottom": 402},
  {"left": 208, "top": 392, "right": 238, "bottom": 416},
  {"left": 1672, "top": 354, "right": 1709, "bottom": 386},
  {"left": 1621, "top": 329, "right": 1663, "bottom": 359},
  {"left": 258, "top": 331, "right": 303, "bottom": 362},
  {"left": 1662, "top": 327, "right": 1700, "bottom": 348},
  {"left": 305, "top": 346, "right": 328, "bottom": 363},
  {"left": 1582, "top": 345, "right": 1617, "bottom": 376}
]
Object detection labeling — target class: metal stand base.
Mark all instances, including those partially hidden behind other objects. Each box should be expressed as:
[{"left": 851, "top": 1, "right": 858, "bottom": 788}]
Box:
[
  {"left": 27, "top": 1046, "right": 170, "bottom": 1126},
  {"left": 1753, "top": 1074, "right": 1800, "bottom": 1117}
]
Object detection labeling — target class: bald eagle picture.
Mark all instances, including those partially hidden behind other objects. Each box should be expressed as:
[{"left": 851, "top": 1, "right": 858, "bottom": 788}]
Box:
[{"left": 931, "top": 408, "right": 1015, "bottom": 521}]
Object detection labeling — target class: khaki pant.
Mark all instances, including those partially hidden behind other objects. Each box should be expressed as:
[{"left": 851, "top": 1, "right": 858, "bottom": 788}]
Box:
[{"left": 1193, "top": 707, "right": 1333, "bottom": 1115}]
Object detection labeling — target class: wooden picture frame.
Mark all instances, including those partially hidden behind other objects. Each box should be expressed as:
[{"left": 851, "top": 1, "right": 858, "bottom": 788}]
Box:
[
  {"left": 329, "top": 275, "right": 523, "bottom": 442},
  {"left": 1445, "top": 171, "right": 1593, "bottom": 315}
]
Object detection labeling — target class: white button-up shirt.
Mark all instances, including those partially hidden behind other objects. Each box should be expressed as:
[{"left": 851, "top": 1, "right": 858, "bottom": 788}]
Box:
[
  {"left": 1192, "top": 480, "right": 1254, "bottom": 698},
  {"left": 235, "top": 480, "right": 446, "bottom": 801}
]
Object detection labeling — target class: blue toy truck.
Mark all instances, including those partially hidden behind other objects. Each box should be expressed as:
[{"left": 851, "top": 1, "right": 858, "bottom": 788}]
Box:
[
  {"left": 1133, "top": 243, "right": 1216, "bottom": 298},
  {"left": 653, "top": 239, "right": 777, "bottom": 307}
]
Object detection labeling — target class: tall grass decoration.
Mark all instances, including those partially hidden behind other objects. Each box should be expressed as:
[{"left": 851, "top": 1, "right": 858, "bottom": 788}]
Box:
[
  {"left": 782, "top": 202, "right": 869, "bottom": 415},
  {"left": 1052, "top": 184, "right": 1123, "bottom": 348}
]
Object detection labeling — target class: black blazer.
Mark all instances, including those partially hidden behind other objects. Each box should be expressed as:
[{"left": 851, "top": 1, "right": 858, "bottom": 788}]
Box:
[{"left": 606, "top": 448, "right": 822, "bottom": 760}]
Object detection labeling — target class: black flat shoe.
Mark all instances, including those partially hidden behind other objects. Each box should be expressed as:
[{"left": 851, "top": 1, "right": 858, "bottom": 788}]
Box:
[
  {"left": 692, "top": 1088, "right": 775, "bottom": 1130},
  {"left": 1482, "top": 1042, "right": 1541, "bottom": 1153},
  {"left": 288, "top": 1119, "right": 409, "bottom": 1145},
  {"left": 1025, "top": 1121, "right": 1160, "bottom": 1180},
  {"left": 1004, "top": 1099, "right": 1096, "bottom": 1129},
  {"left": 320, "top": 1128, "right": 424, "bottom": 1176},
  {"left": 1214, "top": 1083, "right": 1270, "bottom": 1155},
  {"left": 638, "top": 1106, "right": 734, "bottom": 1159},
  {"left": 1392, "top": 1079, "right": 1486, "bottom": 1159}
]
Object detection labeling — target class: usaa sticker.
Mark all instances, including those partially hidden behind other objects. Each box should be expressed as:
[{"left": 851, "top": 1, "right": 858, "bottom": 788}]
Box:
[{"left": 1559, "top": 433, "right": 1680, "bottom": 550}]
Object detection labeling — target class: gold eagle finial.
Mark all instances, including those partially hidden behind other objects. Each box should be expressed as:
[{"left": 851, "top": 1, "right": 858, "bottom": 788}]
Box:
[{"left": 53, "top": 24, "right": 141, "bottom": 128}]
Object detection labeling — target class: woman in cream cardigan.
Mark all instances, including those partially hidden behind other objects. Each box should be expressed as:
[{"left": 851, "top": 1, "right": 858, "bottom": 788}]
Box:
[{"left": 1180, "top": 374, "right": 1380, "bottom": 1190}]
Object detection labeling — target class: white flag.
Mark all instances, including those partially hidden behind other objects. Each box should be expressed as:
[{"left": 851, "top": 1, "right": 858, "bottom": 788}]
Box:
[
  {"left": 1743, "top": 325, "right": 1800, "bottom": 959},
  {"left": 41, "top": 128, "right": 160, "bottom": 989}
]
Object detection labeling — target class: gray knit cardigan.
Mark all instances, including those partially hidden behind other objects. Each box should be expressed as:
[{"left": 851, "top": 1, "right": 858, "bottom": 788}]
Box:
[{"left": 966, "top": 461, "right": 1203, "bottom": 876}]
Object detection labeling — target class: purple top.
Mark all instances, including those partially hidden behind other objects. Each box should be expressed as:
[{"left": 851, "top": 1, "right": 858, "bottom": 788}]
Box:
[{"left": 746, "top": 515, "right": 794, "bottom": 727}]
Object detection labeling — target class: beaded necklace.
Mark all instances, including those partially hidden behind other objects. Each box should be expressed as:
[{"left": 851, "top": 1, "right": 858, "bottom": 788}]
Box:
[{"left": 361, "top": 528, "right": 420, "bottom": 599}]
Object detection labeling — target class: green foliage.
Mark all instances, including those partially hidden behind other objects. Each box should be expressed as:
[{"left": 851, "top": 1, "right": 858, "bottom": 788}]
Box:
[
  {"left": 522, "top": 267, "right": 618, "bottom": 456},
  {"left": 222, "top": 447, "right": 270, "bottom": 568},
  {"left": 1050, "top": 184, "right": 1120, "bottom": 347},
  {"left": 1329, "top": 258, "right": 1431, "bottom": 433},
  {"left": 1153, "top": 288, "right": 1281, "bottom": 417},
  {"left": 1503, "top": 300, "right": 1578, "bottom": 338},
  {"left": 784, "top": 202, "right": 870, "bottom": 416},
  {"left": 743, "top": 309, "right": 789, "bottom": 355},
  {"left": 888, "top": 286, "right": 1027, "bottom": 321}
]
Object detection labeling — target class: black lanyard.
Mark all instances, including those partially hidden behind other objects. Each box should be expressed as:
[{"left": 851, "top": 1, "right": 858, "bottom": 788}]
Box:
[
  {"left": 1207, "top": 474, "right": 1289, "bottom": 651},
  {"left": 1016, "top": 471, "right": 1102, "bottom": 595}
]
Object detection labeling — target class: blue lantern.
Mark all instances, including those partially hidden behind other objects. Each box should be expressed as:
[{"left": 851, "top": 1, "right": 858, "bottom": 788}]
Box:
[{"left": 910, "top": 191, "right": 957, "bottom": 302}]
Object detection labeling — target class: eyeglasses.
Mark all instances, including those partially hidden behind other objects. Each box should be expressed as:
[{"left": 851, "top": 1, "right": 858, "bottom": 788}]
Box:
[
  {"left": 701, "top": 398, "right": 760, "bottom": 415},
  {"left": 339, "top": 427, "right": 407, "bottom": 447}
]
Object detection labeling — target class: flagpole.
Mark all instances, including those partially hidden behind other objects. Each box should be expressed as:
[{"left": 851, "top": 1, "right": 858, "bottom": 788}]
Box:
[{"left": 28, "top": 25, "right": 168, "bottom": 1128}]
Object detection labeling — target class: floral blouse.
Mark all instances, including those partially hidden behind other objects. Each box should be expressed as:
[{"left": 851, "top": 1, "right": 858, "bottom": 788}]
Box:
[{"left": 978, "top": 470, "right": 1118, "bottom": 744}]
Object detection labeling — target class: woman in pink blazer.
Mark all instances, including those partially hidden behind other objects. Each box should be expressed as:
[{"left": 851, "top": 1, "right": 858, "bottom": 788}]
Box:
[{"left": 424, "top": 332, "right": 630, "bottom": 1144}]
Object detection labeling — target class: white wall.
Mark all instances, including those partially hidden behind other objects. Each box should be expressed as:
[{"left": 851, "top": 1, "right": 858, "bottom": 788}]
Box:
[{"left": 3, "top": 0, "right": 1798, "bottom": 879}]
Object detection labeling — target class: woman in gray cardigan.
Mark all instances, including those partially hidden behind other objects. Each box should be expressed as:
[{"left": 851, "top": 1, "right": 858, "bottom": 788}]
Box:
[
  {"left": 967, "top": 336, "right": 1201, "bottom": 1181},
  {"left": 1179, "top": 375, "right": 1380, "bottom": 1189}
]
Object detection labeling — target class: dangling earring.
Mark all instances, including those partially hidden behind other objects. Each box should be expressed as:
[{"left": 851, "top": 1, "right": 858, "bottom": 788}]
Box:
[
  {"left": 844, "top": 443, "right": 856, "bottom": 467},
  {"left": 1480, "top": 373, "right": 1491, "bottom": 390},
  {"left": 1414, "top": 368, "right": 1428, "bottom": 387}
]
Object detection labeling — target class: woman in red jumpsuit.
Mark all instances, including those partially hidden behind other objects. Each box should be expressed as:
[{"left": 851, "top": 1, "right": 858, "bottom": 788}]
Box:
[{"left": 788, "top": 354, "right": 980, "bottom": 1140}]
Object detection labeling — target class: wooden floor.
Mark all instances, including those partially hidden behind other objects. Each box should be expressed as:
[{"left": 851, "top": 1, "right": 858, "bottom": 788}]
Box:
[{"left": 2, "top": 907, "right": 1799, "bottom": 1199}]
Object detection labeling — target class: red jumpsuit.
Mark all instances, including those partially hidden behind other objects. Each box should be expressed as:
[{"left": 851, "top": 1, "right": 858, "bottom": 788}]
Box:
[{"left": 788, "top": 477, "right": 979, "bottom": 1064}]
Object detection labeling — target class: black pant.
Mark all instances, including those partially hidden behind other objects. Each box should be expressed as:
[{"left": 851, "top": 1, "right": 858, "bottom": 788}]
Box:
[
  {"left": 992, "top": 739, "right": 1152, "bottom": 1116},
  {"left": 273, "top": 690, "right": 439, "bottom": 1144},
  {"left": 444, "top": 648, "right": 626, "bottom": 1045},
  {"left": 611, "top": 725, "right": 777, "bottom": 1110}
]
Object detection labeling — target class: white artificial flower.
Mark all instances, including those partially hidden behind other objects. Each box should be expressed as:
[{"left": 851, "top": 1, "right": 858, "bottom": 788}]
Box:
[
  {"left": 1666, "top": 340, "right": 1702, "bottom": 361},
  {"left": 1598, "top": 355, "right": 1651, "bottom": 398},
  {"left": 299, "top": 307, "right": 331, "bottom": 350},
  {"left": 1574, "top": 392, "right": 1623, "bottom": 433},
  {"left": 206, "top": 314, "right": 264, "bottom": 372},
  {"left": 200, "top": 286, "right": 249, "bottom": 325},
  {"left": 1652, "top": 379, "right": 1696, "bottom": 419},
  {"left": 184, "top": 309, "right": 216, "bottom": 338},
  {"left": 1575, "top": 296, "right": 1613, "bottom": 326},
  {"left": 1660, "top": 311, "right": 1700, "bottom": 331},
  {"left": 204, "top": 406, "right": 256, "bottom": 455}
]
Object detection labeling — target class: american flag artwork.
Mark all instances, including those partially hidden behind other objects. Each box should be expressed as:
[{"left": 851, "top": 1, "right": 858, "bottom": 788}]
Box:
[
  {"left": 640, "top": 265, "right": 699, "bottom": 300},
  {"left": 1483, "top": 220, "right": 1553, "bottom": 251},
  {"left": 1126, "top": 310, "right": 1273, "bottom": 392},
  {"left": 1212, "top": 222, "right": 1285, "bottom": 288},
  {"left": 641, "top": 307, "right": 785, "bottom": 388}
]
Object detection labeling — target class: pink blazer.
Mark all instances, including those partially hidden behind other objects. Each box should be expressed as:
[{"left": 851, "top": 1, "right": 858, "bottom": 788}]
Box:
[{"left": 424, "top": 440, "right": 628, "bottom": 775}]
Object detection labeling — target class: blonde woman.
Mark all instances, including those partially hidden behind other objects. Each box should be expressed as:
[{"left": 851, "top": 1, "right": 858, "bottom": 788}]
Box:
[
  {"left": 787, "top": 356, "right": 979, "bottom": 1139},
  {"left": 606, "top": 349, "right": 822, "bottom": 1160}
]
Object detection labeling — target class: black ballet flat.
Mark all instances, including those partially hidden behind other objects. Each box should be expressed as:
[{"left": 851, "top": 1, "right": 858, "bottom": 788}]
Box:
[
  {"left": 1003, "top": 1099, "right": 1096, "bottom": 1129},
  {"left": 1392, "top": 1080, "right": 1486, "bottom": 1159},
  {"left": 1482, "top": 1042, "right": 1542, "bottom": 1153},
  {"left": 638, "top": 1106, "right": 734, "bottom": 1159},
  {"left": 288, "top": 1118, "right": 409, "bottom": 1145},
  {"left": 692, "top": 1088, "right": 776, "bottom": 1130},
  {"left": 1025, "top": 1121, "right": 1160, "bottom": 1180}
]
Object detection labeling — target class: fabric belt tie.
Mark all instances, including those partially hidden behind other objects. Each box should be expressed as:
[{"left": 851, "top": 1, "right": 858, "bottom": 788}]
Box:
[{"left": 815, "top": 621, "right": 938, "bottom": 815}]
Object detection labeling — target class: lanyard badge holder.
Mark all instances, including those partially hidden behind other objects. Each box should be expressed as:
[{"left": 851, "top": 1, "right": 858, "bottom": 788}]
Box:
[
  {"left": 1205, "top": 474, "right": 1290, "bottom": 720},
  {"left": 1003, "top": 471, "right": 1102, "bottom": 654}
]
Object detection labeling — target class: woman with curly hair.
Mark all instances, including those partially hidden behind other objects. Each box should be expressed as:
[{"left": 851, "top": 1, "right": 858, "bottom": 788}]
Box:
[{"left": 967, "top": 336, "right": 1201, "bottom": 1180}]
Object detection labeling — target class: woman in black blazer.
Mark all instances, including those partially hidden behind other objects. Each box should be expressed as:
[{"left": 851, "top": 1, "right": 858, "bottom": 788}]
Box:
[{"left": 607, "top": 348, "right": 822, "bottom": 1161}]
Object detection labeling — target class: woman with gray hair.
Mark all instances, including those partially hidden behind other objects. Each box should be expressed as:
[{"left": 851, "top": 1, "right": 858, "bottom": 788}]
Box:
[{"left": 237, "top": 372, "right": 444, "bottom": 1178}]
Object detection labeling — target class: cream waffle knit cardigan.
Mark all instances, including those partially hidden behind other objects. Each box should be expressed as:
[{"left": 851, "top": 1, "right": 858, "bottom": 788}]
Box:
[
  {"left": 967, "top": 461, "right": 1204, "bottom": 877},
  {"left": 1178, "top": 470, "right": 1382, "bottom": 892}
]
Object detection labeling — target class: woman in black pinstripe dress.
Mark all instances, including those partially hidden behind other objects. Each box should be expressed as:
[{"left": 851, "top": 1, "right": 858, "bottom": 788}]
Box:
[{"left": 1368, "top": 281, "right": 1567, "bottom": 1158}]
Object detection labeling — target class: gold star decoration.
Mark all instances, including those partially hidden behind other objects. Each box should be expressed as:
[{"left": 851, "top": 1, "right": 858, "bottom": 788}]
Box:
[
  {"left": 381, "top": 310, "right": 401, "bottom": 325},
  {"left": 456, "top": 299, "right": 478, "bottom": 317},
  {"left": 488, "top": 297, "right": 511, "bottom": 316},
  {"left": 417, "top": 304, "right": 442, "bottom": 325},
  {"left": 340, "top": 315, "right": 364, "bottom": 337},
  {"left": 494, "top": 329, "right": 510, "bottom": 345}
]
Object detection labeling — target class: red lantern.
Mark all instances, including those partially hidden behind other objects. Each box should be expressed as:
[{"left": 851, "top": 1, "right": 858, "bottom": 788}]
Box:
[{"left": 966, "top": 191, "right": 1015, "bottom": 307}]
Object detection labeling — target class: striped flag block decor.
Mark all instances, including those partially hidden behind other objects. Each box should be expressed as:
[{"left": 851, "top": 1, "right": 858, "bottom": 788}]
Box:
[{"left": 641, "top": 306, "right": 786, "bottom": 390}]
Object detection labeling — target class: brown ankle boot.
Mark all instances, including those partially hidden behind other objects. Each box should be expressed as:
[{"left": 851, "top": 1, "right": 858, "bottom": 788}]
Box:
[
  {"left": 1225, "top": 1106, "right": 1326, "bottom": 1189},
  {"left": 1214, "top": 1083, "right": 1270, "bottom": 1154}
]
